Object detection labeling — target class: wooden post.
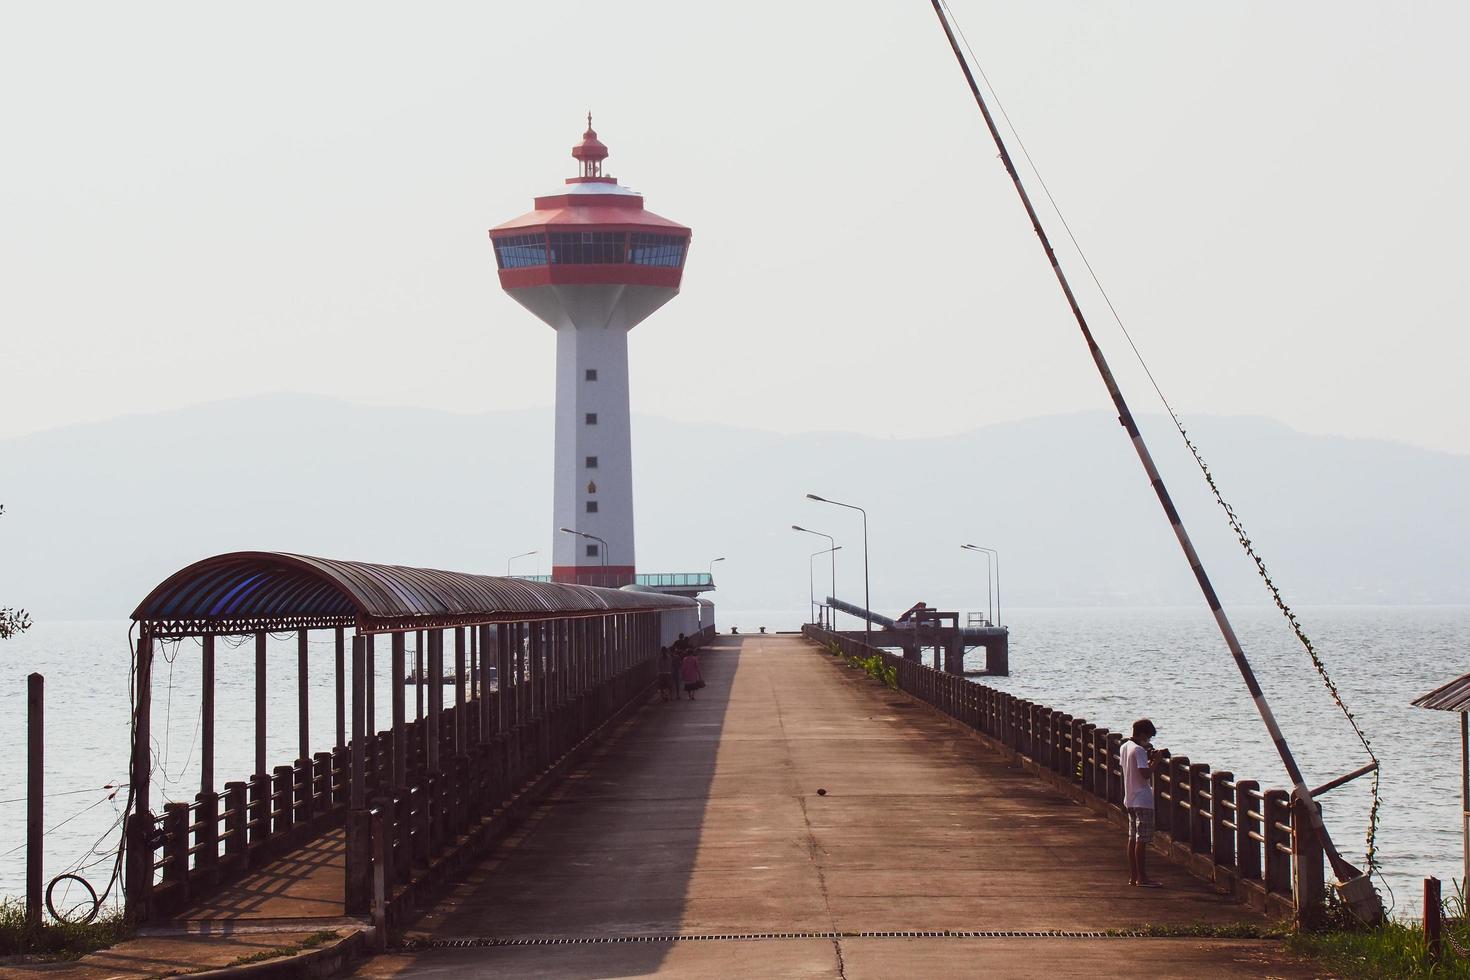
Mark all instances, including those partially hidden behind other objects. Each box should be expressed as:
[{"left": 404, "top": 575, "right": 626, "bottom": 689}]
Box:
[
  {"left": 391, "top": 632, "right": 406, "bottom": 790},
  {"left": 1462, "top": 712, "right": 1468, "bottom": 889},
  {"left": 201, "top": 636, "right": 215, "bottom": 797},
  {"left": 478, "top": 625, "right": 492, "bottom": 745},
  {"left": 351, "top": 635, "right": 366, "bottom": 810},
  {"left": 255, "top": 631, "right": 267, "bottom": 780},
  {"left": 1426, "top": 876, "right": 1442, "bottom": 964},
  {"left": 415, "top": 630, "right": 425, "bottom": 722},
  {"left": 428, "top": 630, "right": 443, "bottom": 772},
  {"left": 1292, "top": 791, "right": 1326, "bottom": 928},
  {"left": 26, "top": 672, "right": 43, "bottom": 926},
  {"left": 454, "top": 627, "right": 467, "bottom": 754},
  {"left": 1211, "top": 771, "right": 1235, "bottom": 869},
  {"left": 1236, "top": 780, "right": 1262, "bottom": 882},
  {"left": 297, "top": 630, "right": 310, "bottom": 762},
  {"left": 132, "top": 629, "right": 154, "bottom": 825},
  {"left": 365, "top": 633, "right": 376, "bottom": 737},
  {"left": 334, "top": 627, "right": 346, "bottom": 750}
]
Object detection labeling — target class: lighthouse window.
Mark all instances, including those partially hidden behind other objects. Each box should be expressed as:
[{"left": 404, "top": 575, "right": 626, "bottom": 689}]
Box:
[
  {"left": 585, "top": 456, "right": 598, "bottom": 469},
  {"left": 629, "top": 233, "right": 687, "bottom": 268},
  {"left": 492, "top": 233, "right": 547, "bottom": 269},
  {"left": 586, "top": 501, "right": 598, "bottom": 513},
  {"left": 585, "top": 412, "right": 597, "bottom": 425},
  {"left": 585, "top": 544, "right": 600, "bottom": 558},
  {"left": 548, "top": 231, "right": 626, "bottom": 264},
  {"left": 585, "top": 369, "right": 597, "bottom": 381}
]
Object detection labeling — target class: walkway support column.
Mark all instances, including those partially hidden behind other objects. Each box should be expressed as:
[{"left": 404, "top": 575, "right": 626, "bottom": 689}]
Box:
[
  {"left": 201, "top": 635, "right": 215, "bottom": 796},
  {"left": 428, "top": 630, "right": 443, "bottom": 772},
  {"left": 454, "top": 627, "right": 467, "bottom": 754},
  {"left": 335, "top": 628, "right": 346, "bottom": 749},
  {"left": 351, "top": 635, "right": 366, "bottom": 810},
  {"left": 391, "top": 632, "right": 406, "bottom": 789},
  {"left": 297, "top": 630, "right": 310, "bottom": 762},
  {"left": 125, "top": 630, "right": 154, "bottom": 913}
]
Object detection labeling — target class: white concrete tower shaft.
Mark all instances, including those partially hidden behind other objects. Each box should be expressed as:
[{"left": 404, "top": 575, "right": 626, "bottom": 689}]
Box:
[{"left": 489, "top": 120, "right": 691, "bottom": 587}]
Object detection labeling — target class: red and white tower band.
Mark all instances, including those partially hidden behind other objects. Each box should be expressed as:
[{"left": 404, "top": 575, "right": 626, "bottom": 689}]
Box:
[{"left": 490, "top": 118, "right": 691, "bottom": 587}]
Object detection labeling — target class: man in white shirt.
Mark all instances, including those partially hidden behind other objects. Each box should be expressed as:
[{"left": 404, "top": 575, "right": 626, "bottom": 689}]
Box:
[{"left": 1119, "top": 718, "right": 1166, "bottom": 887}]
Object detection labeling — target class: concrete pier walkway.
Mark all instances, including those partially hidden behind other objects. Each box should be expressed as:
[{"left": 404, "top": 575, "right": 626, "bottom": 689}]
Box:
[{"left": 351, "top": 634, "right": 1313, "bottom": 978}]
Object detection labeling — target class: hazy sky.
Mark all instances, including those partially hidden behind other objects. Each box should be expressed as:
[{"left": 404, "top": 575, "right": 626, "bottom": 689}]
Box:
[{"left": 4, "top": 2, "right": 1467, "bottom": 453}]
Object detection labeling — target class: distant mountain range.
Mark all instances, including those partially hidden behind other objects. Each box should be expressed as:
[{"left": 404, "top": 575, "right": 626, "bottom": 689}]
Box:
[{"left": 1, "top": 395, "right": 1466, "bottom": 620}]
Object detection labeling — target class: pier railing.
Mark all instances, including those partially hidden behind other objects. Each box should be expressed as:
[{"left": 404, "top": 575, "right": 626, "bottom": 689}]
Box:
[
  {"left": 803, "top": 625, "right": 1325, "bottom": 922},
  {"left": 133, "top": 612, "right": 679, "bottom": 924}
]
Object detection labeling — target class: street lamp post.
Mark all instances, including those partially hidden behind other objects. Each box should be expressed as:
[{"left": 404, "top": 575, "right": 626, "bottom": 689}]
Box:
[
  {"left": 791, "top": 525, "right": 837, "bottom": 628},
  {"left": 708, "top": 556, "right": 726, "bottom": 581},
  {"left": 807, "top": 495, "right": 870, "bottom": 649},
  {"left": 558, "top": 527, "right": 608, "bottom": 585},
  {"left": 961, "top": 544, "right": 1001, "bottom": 626},
  {"left": 809, "top": 546, "right": 842, "bottom": 626},
  {"left": 506, "top": 549, "right": 538, "bottom": 577}
]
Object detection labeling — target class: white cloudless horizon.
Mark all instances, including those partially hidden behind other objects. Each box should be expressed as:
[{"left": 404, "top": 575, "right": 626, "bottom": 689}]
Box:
[{"left": 3, "top": 2, "right": 1467, "bottom": 453}]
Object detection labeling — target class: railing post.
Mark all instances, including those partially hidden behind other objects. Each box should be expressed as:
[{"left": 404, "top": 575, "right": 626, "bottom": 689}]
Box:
[
  {"left": 1292, "top": 791, "right": 1326, "bottom": 927},
  {"left": 195, "top": 790, "right": 219, "bottom": 880},
  {"left": 1079, "top": 722, "right": 1097, "bottom": 791},
  {"left": 1236, "top": 780, "right": 1262, "bottom": 883},
  {"left": 162, "top": 801, "right": 190, "bottom": 903},
  {"left": 1263, "top": 788, "right": 1292, "bottom": 896},
  {"left": 222, "top": 781, "right": 247, "bottom": 869},
  {"left": 1168, "top": 756, "right": 1191, "bottom": 841},
  {"left": 273, "top": 764, "right": 294, "bottom": 837},
  {"left": 1211, "top": 771, "right": 1235, "bottom": 870},
  {"left": 1105, "top": 733, "right": 1123, "bottom": 806},
  {"left": 1189, "top": 762, "right": 1211, "bottom": 854}
]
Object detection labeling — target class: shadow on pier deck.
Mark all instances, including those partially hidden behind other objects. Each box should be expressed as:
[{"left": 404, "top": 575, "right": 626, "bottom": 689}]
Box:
[{"left": 351, "top": 634, "right": 1315, "bottom": 979}]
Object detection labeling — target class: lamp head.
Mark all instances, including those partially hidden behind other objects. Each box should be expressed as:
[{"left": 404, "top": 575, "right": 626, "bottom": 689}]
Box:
[{"left": 806, "top": 493, "right": 826, "bottom": 502}]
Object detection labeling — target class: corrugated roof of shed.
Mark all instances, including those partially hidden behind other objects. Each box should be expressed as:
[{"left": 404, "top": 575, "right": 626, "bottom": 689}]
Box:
[
  {"left": 1412, "top": 672, "right": 1470, "bottom": 712},
  {"left": 133, "top": 551, "right": 690, "bottom": 635}
]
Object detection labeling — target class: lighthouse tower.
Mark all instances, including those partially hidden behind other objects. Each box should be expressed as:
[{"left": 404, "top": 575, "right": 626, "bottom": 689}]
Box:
[{"left": 489, "top": 119, "right": 691, "bottom": 587}]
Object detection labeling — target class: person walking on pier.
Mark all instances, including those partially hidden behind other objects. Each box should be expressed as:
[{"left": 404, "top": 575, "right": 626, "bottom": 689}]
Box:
[
  {"left": 680, "top": 648, "right": 705, "bottom": 700},
  {"left": 1121, "top": 718, "right": 1166, "bottom": 888}
]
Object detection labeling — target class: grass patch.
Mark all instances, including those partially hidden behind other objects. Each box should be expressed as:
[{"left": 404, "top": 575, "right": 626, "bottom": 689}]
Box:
[
  {"left": 1287, "top": 919, "right": 1470, "bottom": 979},
  {"left": 1107, "top": 921, "right": 1287, "bottom": 939},
  {"left": 0, "top": 898, "right": 132, "bottom": 960},
  {"left": 220, "top": 929, "right": 340, "bottom": 969}
]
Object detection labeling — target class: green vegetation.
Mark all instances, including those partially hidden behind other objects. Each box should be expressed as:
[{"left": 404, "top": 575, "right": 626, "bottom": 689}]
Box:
[
  {"left": 218, "top": 929, "right": 340, "bottom": 969},
  {"left": 1287, "top": 918, "right": 1470, "bottom": 978},
  {"left": 846, "top": 652, "right": 898, "bottom": 689},
  {"left": 0, "top": 899, "right": 131, "bottom": 959},
  {"left": 1106, "top": 921, "right": 1285, "bottom": 939}
]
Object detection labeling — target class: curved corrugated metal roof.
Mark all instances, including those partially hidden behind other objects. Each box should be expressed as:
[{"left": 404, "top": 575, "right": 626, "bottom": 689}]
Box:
[
  {"left": 133, "top": 551, "right": 692, "bottom": 635},
  {"left": 1412, "top": 672, "right": 1470, "bottom": 712}
]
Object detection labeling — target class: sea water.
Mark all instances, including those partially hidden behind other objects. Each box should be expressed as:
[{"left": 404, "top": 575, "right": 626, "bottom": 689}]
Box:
[{"left": 1, "top": 606, "right": 1465, "bottom": 918}]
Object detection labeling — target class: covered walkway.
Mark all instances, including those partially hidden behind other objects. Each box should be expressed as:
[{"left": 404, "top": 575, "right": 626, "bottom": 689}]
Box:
[
  {"left": 353, "top": 634, "right": 1314, "bottom": 979},
  {"left": 124, "top": 551, "right": 702, "bottom": 926}
]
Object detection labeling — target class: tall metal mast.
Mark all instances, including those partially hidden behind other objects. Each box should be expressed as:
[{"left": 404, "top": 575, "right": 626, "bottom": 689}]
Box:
[{"left": 927, "top": 0, "right": 1378, "bottom": 916}]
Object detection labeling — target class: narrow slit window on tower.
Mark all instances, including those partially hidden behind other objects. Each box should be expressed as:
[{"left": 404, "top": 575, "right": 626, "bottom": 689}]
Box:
[
  {"left": 585, "top": 369, "right": 597, "bottom": 381},
  {"left": 585, "top": 543, "right": 599, "bottom": 558},
  {"left": 585, "top": 412, "right": 597, "bottom": 425},
  {"left": 585, "top": 456, "right": 598, "bottom": 469},
  {"left": 586, "top": 500, "right": 599, "bottom": 513}
]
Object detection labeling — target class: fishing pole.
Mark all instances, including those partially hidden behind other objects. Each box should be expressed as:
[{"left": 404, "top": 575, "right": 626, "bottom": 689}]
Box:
[{"left": 927, "top": 0, "right": 1380, "bottom": 921}]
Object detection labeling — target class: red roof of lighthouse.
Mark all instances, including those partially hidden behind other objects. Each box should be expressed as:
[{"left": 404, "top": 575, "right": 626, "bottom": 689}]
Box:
[
  {"left": 490, "top": 120, "right": 691, "bottom": 236},
  {"left": 489, "top": 120, "right": 692, "bottom": 290}
]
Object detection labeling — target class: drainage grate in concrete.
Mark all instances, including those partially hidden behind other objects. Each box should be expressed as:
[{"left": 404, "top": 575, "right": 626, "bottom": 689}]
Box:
[{"left": 411, "top": 929, "right": 1146, "bottom": 948}]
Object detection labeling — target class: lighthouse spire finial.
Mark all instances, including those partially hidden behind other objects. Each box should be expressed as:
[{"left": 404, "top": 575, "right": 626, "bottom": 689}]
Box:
[{"left": 571, "top": 113, "right": 610, "bottom": 179}]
